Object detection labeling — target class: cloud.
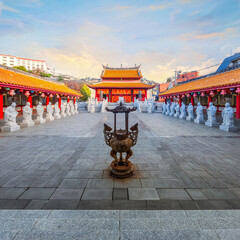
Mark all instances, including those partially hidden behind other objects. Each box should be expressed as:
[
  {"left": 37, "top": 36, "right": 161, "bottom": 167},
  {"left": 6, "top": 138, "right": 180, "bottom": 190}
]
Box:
[{"left": 0, "top": 1, "right": 18, "bottom": 15}]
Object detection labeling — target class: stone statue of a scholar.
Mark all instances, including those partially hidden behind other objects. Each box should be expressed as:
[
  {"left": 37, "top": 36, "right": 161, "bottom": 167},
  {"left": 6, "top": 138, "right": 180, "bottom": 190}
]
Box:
[
  {"left": 205, "top": 102, "right": 219, "bottom": 127},
  {"left": 35, "top": 102, "right": 46, "bottom": 124},
  {"left": 169, "top": 102, "right": 175, "bottom": 116},
  {"left": 46, "top": 102, "right": 54, "bottom": 121},
  {"left": 66, "top": 102, "right": 71, "bottom": 116},
  {"left": 53, "top": 102, "right": 61, "bottom": 120},
  {"left": 186, "top": 103, "right": 194, "bottom": 121},
  {"left": 1, "top": 102, "right": 20, "bottom": 132},
  {"left": 61, "top": 102, "right": 66, "bottom": 118},
  {"left": 194, "top": 102, "right": 204, "bottom": 124},
  {"left": 20, "top": 102, "right": 35, "bottom": 128},
  {"left": 162, "top": 102, "right": 166, "bottom": 114},
  {"left": 174, "top": 103, "right": 180, "bottom": 118},
  {"left": 165, "top": 102, "right": 170, "bottom": 115},
  {"left": 147, "top": 102, "right": 152, "bottom": 114},
  {"left": 90, "top": 102, "right": 95, "bottom": 113},
  {"left": 219, "top": 103, "right": 237, "bottom": 132},
  {"left": 179, "top": 103, "right": 186, "bottom": 119},
  {"left": 75, "top": 102, "right": 78, "bottom": 114},
  {"left": 70, "top": 101, "right": 75, "bottom": 115}
]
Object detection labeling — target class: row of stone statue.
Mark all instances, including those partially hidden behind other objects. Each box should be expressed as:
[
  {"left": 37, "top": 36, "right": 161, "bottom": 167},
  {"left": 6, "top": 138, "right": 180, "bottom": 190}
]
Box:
[
  {"left": 162, "top": 102, "right": 237, "bottom": 132},
  {"left": 87, "top": 98, "right": 108, "bottom": 113},
  {"left": 1, "top": 101, "right": 78, "bottom": 132}
]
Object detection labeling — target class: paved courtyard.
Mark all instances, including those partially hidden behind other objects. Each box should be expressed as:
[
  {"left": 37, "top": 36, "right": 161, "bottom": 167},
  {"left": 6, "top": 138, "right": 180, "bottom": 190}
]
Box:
[{"left": 0, "top": 112, "right": 240, "bottom": 210}]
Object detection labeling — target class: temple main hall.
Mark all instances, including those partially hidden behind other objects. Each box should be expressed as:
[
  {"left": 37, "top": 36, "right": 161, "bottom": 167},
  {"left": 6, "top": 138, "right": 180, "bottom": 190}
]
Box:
[{"left": 87, "top": 65, "right": 156, "bottom": 102}]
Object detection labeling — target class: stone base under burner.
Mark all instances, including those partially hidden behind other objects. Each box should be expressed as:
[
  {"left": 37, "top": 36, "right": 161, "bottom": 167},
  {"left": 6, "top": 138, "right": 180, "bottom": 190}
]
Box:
[{"left": 109, "top": 161, "right": 134, "bottom": 179}]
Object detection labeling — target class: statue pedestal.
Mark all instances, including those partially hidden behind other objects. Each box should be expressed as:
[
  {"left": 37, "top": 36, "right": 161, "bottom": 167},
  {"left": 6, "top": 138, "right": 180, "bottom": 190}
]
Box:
[
  {"left": 179, "top": 116, "right": 186, "bottom": 120},
  {"left": 1, "top": 125, "right": 20, "bottom": 132},
  {"left": 20, "top": 121, "right": 35, "bottom": 128},
  {"left": 109, "top": 161, "right": 134, "bottom": 179},
  {"left": 61, "top": 113, "right": 66, "bottom": 118},
  {"left": 174, "top": 113, "right": 179, "bottom": 118},
  {"left": 46, "top": 116, "right": 54, "bottom": 122},
  {"left": 194, "top": 118, "right": 205, "bottom": 124},
  {"left": 35, "top": 118, "right": 46, "bottom": 124},
  {"left": 54, "top": 114, "right": 61, "bottom": 120},
  {"left": 186, "top": 116, "right": 194, "bottom": 121},
  {"left": 219, "top": 124, "right": 238, "bottom": 132},
  {"left": 205, "top": 121, "right": 219, "bottom": 128}
]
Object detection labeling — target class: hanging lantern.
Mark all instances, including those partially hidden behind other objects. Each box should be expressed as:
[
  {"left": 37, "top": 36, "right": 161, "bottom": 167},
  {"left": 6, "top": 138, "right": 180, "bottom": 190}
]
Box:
[
  {"left": 49, "top": 93, "right": 53, "bottom": 98},
  {"left": 201, "top": 92, "right": 205, "bottom": 97},
  {"left": 193, "top": 93, "right": 197, "bottom": 97},
  {"left": 210, "top": 91, "right": 215, "bottom": 96},
  {"left": 5, "top": 87, "right": 10, "bottom": 90},
  {"left": 236, "top": 88, "right": 240, "bottom": 94},
  {"left": 9, "top": 89, "right": 15, "bottom": 96},
  {"left": 181, "top": 94, "right": 185, "bottom": 98},
  {"left": 41, "top": 93, "right": 45, "bottom": 97},
  {"left": 67, "top": 95, "right": 70, "bottom": 99},
  {"left": 187, "top": 93, "right": 190, "bottom": 97},
  {"left": 230, "top": 88, "right": 235, "bottom": 91},
  {"left": 57, "top": 95, "right": 60, "bottom": 99},
  {"left": 25, "top": 91, "right": 30, "bottom": 97},
  {"left": 30, "top": 90, "right": 34, "bottom": 93},
  {"left": 220, "top": 90, "right": 226, "bottom": 95}
]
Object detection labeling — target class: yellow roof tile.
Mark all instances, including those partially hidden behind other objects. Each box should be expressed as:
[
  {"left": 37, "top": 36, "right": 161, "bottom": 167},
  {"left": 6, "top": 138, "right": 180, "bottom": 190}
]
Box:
[
  {"left": 0, "top": 68, "right": 81, "bottom": 96},
  {"left": 101, "top": 69, "right": 142, "bottom": 78},
  {"left": 87, "top": 82, "right": 155, "bottom": 89},
  {"left": 160, "top": 68, "right": 240, "bottom": 96}
]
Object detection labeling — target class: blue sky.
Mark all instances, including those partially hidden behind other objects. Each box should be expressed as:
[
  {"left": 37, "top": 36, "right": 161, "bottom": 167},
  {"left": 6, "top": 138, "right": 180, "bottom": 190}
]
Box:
[{"left": 0, "top": 0, "right": 239, "bottom": 82}]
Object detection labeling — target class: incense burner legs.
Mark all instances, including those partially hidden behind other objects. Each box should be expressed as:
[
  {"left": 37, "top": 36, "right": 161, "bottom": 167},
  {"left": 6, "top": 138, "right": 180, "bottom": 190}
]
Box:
[{"left": 108, "top": 138, "right": 134, "bottom": 178}]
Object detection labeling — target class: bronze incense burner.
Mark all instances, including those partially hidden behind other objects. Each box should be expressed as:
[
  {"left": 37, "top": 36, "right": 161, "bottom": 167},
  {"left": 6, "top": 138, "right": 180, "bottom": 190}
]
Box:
[{"left": 104, "top": 102, "right": 138, "bottom": 178}]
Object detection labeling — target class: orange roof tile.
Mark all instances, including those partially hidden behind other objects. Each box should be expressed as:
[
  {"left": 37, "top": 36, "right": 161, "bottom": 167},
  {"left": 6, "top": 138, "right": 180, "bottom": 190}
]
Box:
[
  {"left": 0, "top": 67, "right": 81, "bottom": 96},
  {"left": 160, "top": 68, "right": 240, "bottom": 96},
  {"left": 87, "top": 82, "right": 155, "bottom": 89},
  {"left": 101, "top": 69, "right": 142, "bottom": 78},
  {"left": 159, "top": 83, "right": 170, "bottom": 93}
]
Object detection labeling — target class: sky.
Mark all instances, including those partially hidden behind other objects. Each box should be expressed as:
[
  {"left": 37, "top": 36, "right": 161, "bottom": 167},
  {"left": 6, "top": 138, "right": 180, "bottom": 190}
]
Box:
[{"left": 0, "top": 0, "right": 240, "bottom": 82}]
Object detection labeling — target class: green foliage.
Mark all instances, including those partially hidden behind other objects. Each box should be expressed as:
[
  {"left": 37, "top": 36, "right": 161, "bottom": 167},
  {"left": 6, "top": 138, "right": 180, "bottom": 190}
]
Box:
[
  {"left": 80, "top": 85, "right": 91, "bottom": 101},
  {"left": 41, "top": 72, "right": 51, "bottom": 77},
  {"left": 14, "top": 66, "right": 28, "bottom": 72},
  {"left": 167, "top": 77, "right": 172, "bottom": 82},
  {"left": 57, "top": 76, "right": 64, "bottom": 82}
]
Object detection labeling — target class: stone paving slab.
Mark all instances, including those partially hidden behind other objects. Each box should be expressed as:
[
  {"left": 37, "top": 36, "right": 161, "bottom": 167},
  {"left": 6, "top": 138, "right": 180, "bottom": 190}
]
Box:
[
  {"left": 0, "top": 113, "right": 240, "bottom": 209},
  {"left": 0, "top": 210, "right": 240, "bottom": 239}
]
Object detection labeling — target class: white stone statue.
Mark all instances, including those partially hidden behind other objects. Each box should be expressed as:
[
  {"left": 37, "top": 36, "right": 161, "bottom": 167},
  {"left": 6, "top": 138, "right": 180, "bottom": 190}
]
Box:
[
  {"left": 87, "top": 98, "right": 91, "bottom": 112},
  {"left": 136, "top": 99, "right": 141, "bottom": 113},
  {"left": 53, "top": 102, "right": 61, "bottom": 120},
  {"left": 70, "top": 101, "right": 75, "bottom": 115},
  {"left": 174, "top": 103, "right": 180, "bottom": 118},
  {"left": 101, "top": 99, "right": 108, "bottom": 113},
  {"left": 219, "top": 103, "right": 237, "bottom": 132},
  {"left": 179, "top": 103, "right": 186, "bottom": 119},
  {"left": 61, "top": 102, "right": 66, "bottom": 118},
  {"left": 194, "top": 102, "right": 204, "bottom": 124},
  {"left": 20, "top": 102, "right": 34, "bottom": 128},
  {"left": 165, "top": 102, "right": 170, "bottom": 115},
  {"left": 169, "top": 102, "right": 175, "bottom": 116},
  {"left": 162, "top": 103, "right": 166, "bottom": 114},
  {"left": 74, "top": 102, "right": 78, "bottom": 114},
  {"left": 90, "top": 102, "right": 95, "bottom": 113},
  {"left": 205, "top": 102, "right": 219, "bottom": 127},
  {"left": 1, "top": 102, "right": 20, "bottom": 132},
  {"left": 35, "top": 102, "right": 46, "bottom": 124},
  {"left": 66, "top": 102, "right": 71, "bottom": 116},
  {"left": 186, "top": 103, "right": 194, "bottom": 121},
  {"left": 147, "top": 102, "right": 152, "bottom": 114},
  {"left": 46, "top": 102, "right": 54, "bottom": 121}
]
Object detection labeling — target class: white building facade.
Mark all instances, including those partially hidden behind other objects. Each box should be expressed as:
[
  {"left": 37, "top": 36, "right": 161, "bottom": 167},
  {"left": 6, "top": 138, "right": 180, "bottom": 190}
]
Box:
[{"left": 0, "top": 54, "right": 48, "bottom": 72}]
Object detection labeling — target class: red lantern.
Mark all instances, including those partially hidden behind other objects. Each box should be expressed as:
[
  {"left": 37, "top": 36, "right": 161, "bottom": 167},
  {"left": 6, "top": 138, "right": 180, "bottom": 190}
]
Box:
[
  {"left": 201, "top": 92, "right": 205, "bottom": 97},
  {"left": 9, "top": 89, "right": 15, "bottom": 96},
  {"left": 25, "top": 91, "right": 30, "bottom": 97},
  {"left": 220, "top": 90, "right": 226, "bottom": 95}
]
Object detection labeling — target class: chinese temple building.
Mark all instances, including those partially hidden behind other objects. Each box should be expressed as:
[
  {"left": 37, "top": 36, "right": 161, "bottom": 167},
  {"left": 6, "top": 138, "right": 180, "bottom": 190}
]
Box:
[
  {"left": 87, "top": 65, "right": 156, "bottom": 102},
  {"left": 0, "top": 65, "right": 82, "bottom": 119}
]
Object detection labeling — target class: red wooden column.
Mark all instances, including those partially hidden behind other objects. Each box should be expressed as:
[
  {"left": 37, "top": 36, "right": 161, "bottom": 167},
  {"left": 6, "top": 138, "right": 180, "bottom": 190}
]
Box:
[
  {"left": 170, "top": 97, "right": 173, "bottom": 103},
  {"left": 179, "top": 96, "right": 182, "bottom": 107},
  {"left": 236, "top": 95, "right": 240, "bottom": 119},
  {"left": 46, "top": 96, "right": 50, "bottom": 105},
  {"left": 109, "top": 89, "right": 112, "bottom": 102},
  {"left": 164, "top": 98, "right": 167, "bottom": 104},
  {"left": 208, "top": 95, "right": 212, "bottom": 108},
  {"left": 67, "top": 97, "right": 70, "bottom": 103},
  {"left": 27, "top": 96, "right": 33, "bottom": 108},
  {"left": 0, "top": 94, "right": 3, "bottom": 119},
  {"left": 191, "top": 95, "right": 194, "bottom": 106},
  {"left": 73, "top": 98, "right": 76, "bottom": 104},
  {"left": 131, "top": 89, "right": 133, "bottom": 102},
  {"left": 58, "top": 97, "right": 61, "bottom": 110}
]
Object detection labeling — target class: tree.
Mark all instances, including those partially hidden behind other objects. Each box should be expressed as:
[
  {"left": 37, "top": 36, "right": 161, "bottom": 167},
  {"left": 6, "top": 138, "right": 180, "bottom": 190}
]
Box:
[
  {"left": 57, "top": 76, "right": 64, "bottom": 82},
  {"left": 166, "top": 77, "right": 172, "bottom": 82},
  {"left": 14, "top": 66, "right": 28, "bottom": 72},
  {"left": 80, "top": 85, "right": 91, "bottom": 101},
  {"left": 40, "top": 72, "right": 52, "bottom": 78}
]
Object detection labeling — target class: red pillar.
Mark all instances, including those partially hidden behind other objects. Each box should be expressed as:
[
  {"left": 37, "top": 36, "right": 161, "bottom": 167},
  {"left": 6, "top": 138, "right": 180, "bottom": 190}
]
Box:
[
  {"left": 46, "top": 96, "right": 50, "bottom": 105},
  {"left": 191, "top": 96, "right": 194, "bottom": 106},
  {"left": 27, "top": 96, "right": 33, "bottom": 108},
  {"left": 58, "top": 97, "right": 61, "bottom": 110},
  {"left": 0, "top": 94, "right": 3, "bottom": 119},
  {"left": 73, "top": 98, "right": 76, "bottom": 104},
  {"left": 164, "top": 98, "right": 167, "bottom": 104},
  {"left": 236, "top": 95, "right": 240, "bottom": 119},
  {"left": 170, "top": 97, "right": 173, "bottom": 103},
  {"left": 67, "top": 98, "right": 70, "bottom": 103},
  {"left": 208, "top": 95, "right": 212, "bottom": 108},
  {"left": 109, "top": 89, "right": 112, "bottom": 102},
  {"left": 179, "top": 97, "right": 182, "bottom": 107}
]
